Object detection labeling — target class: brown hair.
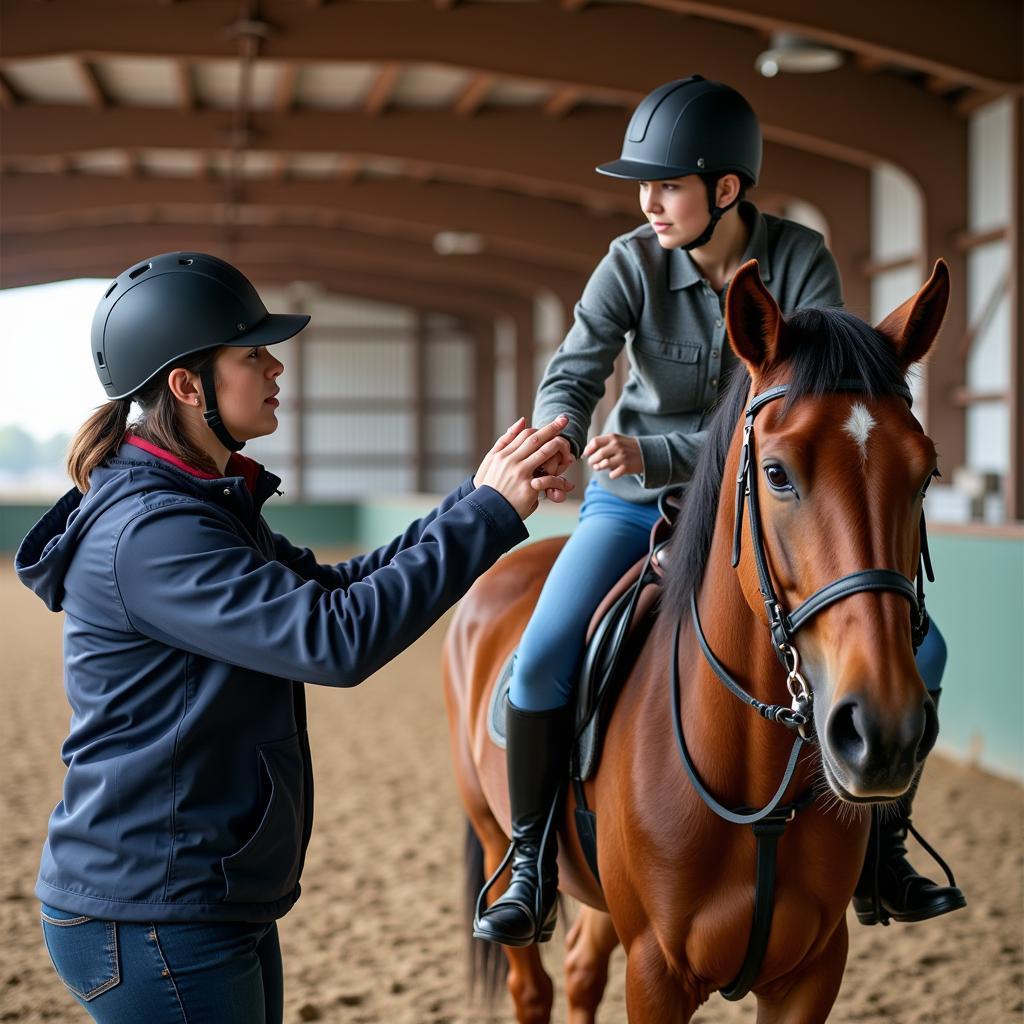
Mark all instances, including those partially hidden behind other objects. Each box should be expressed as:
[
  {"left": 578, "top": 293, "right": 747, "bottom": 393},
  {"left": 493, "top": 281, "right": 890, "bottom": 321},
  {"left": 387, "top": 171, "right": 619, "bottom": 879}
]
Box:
[{"left": 67, "top": 348, "right": 222, "bottom": 491}]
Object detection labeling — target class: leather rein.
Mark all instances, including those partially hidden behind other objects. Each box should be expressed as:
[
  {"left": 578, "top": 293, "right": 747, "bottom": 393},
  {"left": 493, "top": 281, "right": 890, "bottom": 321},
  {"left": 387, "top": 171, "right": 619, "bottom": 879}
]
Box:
[{"left": 671, "top": 378, "right": 935, "bottom": 1001}]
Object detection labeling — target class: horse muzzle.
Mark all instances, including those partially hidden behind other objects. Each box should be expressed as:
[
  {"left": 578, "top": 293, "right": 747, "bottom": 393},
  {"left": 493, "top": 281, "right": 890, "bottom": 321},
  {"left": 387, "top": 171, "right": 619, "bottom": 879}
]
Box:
[{"left": 819, "top": 691, "right": 938, "bottom": 801}]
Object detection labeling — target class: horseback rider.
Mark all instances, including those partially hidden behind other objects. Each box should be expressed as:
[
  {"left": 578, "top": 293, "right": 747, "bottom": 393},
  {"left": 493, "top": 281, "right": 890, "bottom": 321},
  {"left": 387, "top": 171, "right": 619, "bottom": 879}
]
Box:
[{"left": 473, "top": 75, "right": 965, "bottom": 948}]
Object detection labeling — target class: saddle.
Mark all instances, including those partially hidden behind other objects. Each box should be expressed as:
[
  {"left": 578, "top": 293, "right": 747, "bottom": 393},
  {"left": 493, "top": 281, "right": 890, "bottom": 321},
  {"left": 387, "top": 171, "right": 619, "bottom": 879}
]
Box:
[{"left": 487, "top": 490, "right": 682, "bottom": 780}]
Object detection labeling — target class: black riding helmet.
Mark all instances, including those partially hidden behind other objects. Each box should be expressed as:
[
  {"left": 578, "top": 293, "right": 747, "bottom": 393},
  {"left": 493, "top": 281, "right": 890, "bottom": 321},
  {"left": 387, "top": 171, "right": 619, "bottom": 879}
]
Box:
[
  {"left": 596, "top": 75, "right": 762, "bottom": 250},
  {"left": 92, "top": 252, "right": 310, "bottom": 452}
]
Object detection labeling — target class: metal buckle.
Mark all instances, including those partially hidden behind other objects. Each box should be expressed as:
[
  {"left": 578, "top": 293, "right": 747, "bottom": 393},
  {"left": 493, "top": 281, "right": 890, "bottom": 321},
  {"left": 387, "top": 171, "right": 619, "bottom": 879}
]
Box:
[{"left": 779, "top": 643, "right": 814, "bottom": 741}]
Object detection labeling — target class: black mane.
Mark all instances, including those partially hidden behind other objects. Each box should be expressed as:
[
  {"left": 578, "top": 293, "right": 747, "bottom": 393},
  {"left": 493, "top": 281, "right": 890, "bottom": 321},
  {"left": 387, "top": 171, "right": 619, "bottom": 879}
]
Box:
[{"left": 662, "top": 306, "right": 909, "bottom": 617}]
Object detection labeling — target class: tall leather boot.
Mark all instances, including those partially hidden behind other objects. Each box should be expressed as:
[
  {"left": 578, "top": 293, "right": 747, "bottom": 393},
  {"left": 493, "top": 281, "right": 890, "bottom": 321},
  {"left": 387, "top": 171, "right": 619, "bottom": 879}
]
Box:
[
  {"left": 473, "top": 700, "right": 571, "bottom": 947},
  {"left": 853, "top": 689, "right": 966, "bottom": 925}
]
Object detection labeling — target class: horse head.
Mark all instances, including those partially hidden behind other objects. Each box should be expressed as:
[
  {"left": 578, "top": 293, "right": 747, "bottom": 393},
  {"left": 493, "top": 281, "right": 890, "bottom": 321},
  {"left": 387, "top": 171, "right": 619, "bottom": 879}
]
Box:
[{"left": 724, "top": 258, "right": 950, "bottom": 802}]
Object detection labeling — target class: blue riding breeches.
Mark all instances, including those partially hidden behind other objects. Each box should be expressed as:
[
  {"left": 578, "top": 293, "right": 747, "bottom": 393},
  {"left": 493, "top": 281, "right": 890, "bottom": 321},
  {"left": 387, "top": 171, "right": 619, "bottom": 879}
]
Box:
[
  {"left": 509, "top": 478, "right": 946, "bottom": 712},
  {"left": 510, "top": 479, "right": 661, "bottom": 712}
]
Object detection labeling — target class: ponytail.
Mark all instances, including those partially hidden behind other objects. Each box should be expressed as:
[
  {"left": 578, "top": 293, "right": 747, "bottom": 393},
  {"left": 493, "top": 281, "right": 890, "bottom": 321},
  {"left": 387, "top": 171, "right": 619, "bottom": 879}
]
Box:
[
  {"left": 67, "top": 398, "right": 132, "bottom": 492},
  {"left": 67, "top": 347, "right": 222, "bottom": 492}
]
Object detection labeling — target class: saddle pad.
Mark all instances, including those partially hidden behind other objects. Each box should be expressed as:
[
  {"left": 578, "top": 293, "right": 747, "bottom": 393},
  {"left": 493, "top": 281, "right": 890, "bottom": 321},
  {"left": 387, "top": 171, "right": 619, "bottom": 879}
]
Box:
[{"left": 487, "top": 650, "right": 516, "bottom": 749}]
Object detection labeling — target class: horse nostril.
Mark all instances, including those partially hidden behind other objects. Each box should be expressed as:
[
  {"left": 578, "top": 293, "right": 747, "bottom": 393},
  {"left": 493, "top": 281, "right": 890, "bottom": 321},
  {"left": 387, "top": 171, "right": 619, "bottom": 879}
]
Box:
[
  {"left": 916, "top": 695, "right": 939, "bottom": 764},
  {"left": 826, "top": 696, "right": 867, "bottom": 771}
]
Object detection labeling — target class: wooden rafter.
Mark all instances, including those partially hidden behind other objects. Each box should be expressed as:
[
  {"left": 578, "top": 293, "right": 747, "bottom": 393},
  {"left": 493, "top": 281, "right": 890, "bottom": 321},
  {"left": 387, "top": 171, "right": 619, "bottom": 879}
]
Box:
[
  {"left": 274, "top": 63, "right": 299, "bottom": 113},
  {"left": 75, "top": 58, "right": 107, "bottom": 107},
  {"left": 544, "top": 86, "right": 583, "bottom": 118},
  {"left": 0, "top": 69, "right": 20, "bottom": 107},
  {"left": 174, "top": 59, "right": 194, "bottom": 111},
  {"left": 5, "top": 224, "right": 553, "bottom": 313},
  {"left": 0, "top": 172, "right": 623, "bottom": 268},
  {"left": 364, "top": 62, "right": 401, "bottom": 116},
  {"left": 635, "top": 0, "right": 1021, "bottom": 92},
  {"left": 453, "top": 73, "right": 493, "bottom": 116},
  {"left": 0, "top": 0, "right": 975, "bottom": 179},
  {"left": 0, "top": 104, "right": 864, "bottom": 219}
]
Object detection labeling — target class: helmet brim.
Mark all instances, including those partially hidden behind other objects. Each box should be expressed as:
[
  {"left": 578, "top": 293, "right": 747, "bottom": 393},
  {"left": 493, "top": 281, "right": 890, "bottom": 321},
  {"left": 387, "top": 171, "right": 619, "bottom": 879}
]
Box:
[
  {"left": 595, "top": 159, "right": 700, "bottom": 181},
  {"left": 224, "top": 312, "right": 311, "bottom": 349}
]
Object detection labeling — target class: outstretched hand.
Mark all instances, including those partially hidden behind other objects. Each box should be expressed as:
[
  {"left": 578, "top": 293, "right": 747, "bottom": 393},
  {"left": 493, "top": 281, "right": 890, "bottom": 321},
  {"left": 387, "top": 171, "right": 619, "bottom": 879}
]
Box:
[{"left": 474, "top": 416, "right": 575, "bottom": 519}]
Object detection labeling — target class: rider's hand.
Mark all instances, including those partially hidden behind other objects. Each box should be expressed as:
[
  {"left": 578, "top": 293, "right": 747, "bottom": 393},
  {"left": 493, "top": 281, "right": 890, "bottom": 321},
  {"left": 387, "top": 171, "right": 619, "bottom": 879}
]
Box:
[
  {"left": 533, "top": 428, "right": 577, "bottom": 503},
  {"left": 583, "top": 432, "right": 644, "bottom": 480},
  {"left": 474, "top": 416, "right": 575, "bottom": 519}
]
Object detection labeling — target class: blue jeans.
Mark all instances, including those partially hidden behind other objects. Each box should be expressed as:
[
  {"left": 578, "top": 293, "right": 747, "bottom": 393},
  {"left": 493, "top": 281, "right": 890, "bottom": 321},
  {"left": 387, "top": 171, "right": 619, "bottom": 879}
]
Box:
[
  {"left": 511, "top": 479, "right": 662, "bottom": 711},
  {"left": 510, "top": 478, "right": 946, "bottom": 711},
  {"left": 39, "top": 904, "right": 283, "bottom": 1023}
]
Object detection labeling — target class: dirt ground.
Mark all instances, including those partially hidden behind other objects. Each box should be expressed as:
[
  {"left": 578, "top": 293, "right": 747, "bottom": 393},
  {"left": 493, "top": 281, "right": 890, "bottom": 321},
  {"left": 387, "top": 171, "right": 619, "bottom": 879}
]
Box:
[{"left": 1, "top": 553, "right": 1021, "bottom": 1023}]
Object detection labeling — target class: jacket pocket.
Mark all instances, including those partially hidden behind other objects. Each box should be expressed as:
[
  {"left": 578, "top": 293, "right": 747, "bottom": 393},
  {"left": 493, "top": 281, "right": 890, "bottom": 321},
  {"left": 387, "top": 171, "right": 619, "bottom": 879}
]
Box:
[
  {"left": 221, "top": 731, "right": 306, "bottom": 905},
  {"left": 631, "top": 333, "right": 703, "bottom": 412},
  {"left": 40, "top": 905, "right": 120, "bottom": 1002}
]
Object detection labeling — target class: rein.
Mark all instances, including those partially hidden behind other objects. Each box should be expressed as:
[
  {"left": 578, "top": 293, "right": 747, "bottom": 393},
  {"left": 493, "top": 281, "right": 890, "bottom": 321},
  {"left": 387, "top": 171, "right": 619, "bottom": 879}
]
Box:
[{"left": 672, "top": 377, "right": 936, "bottom": 1001}]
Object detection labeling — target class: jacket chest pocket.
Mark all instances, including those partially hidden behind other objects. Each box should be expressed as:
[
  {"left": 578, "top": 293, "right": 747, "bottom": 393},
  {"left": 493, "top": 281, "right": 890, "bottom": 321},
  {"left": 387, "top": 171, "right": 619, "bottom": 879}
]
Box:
[
  {"left": 221, "top": 731, "right": 306, "bottom": 905},
  {"left": 630, "top": 333, "right": 704, "bottom": 413}
]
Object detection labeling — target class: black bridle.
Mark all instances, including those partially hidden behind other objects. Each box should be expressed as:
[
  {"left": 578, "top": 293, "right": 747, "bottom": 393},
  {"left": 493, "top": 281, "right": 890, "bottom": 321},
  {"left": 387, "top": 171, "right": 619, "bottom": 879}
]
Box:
[{"left": 671, "top": 378, "right": 937, "bottom": 1001}]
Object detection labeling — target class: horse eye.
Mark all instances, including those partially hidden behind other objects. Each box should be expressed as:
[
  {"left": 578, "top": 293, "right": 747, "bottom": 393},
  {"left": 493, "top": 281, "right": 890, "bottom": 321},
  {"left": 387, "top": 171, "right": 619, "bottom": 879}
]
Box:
[{"left": 765, "top": 464, "right": 790, "bottom": 490}]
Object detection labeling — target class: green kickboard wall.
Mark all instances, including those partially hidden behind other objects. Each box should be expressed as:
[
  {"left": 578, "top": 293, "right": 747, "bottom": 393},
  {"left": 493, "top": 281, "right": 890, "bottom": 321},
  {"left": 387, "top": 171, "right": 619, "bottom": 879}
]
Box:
[{"left": 5, "top": 500, "right": 1020, "bottom": 778}]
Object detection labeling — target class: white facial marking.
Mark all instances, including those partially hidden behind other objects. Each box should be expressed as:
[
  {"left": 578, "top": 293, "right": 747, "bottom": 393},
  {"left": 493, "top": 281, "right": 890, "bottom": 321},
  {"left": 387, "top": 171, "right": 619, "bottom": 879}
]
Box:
[{"left": 844, "top": 403, "right": 876, "bottom": 463}]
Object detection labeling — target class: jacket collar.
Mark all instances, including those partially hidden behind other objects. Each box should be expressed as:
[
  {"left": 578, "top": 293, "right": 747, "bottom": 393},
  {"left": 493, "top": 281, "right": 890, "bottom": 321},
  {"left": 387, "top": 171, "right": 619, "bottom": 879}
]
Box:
[
  {"left": 123, "top": 434, "right": 264, "bottom": 495},
  {"left": 668, "top": 201, "right": 771, "bottom": 291}
]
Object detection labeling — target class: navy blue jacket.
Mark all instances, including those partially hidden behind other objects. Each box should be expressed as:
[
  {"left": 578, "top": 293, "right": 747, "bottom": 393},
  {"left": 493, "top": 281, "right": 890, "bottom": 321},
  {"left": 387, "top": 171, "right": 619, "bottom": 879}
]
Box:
[{"left": 16, "top": 439, "right": 527, "bottom": 923}]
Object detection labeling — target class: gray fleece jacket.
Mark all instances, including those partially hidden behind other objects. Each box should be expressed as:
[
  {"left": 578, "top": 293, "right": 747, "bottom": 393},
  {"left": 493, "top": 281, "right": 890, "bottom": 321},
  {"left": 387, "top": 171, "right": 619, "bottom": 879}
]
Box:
[{"left": 532, "top": 202, "right": 843, "bottom": 502}]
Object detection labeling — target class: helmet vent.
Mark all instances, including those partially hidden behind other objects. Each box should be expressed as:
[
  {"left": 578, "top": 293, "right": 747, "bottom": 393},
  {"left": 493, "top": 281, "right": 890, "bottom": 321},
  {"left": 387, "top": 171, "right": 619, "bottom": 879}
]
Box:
[
  {"left": 128, "top": 263, "right": 151, "bottom": 280},
  {"left": 96, "top": 351, "right": 105, "bottom": 367},
  {"left": 104, "top": 281, "right": 118, "bottom": 298},
  {"left": 178, "top": 257, "right": 194, "bottom": 266}
]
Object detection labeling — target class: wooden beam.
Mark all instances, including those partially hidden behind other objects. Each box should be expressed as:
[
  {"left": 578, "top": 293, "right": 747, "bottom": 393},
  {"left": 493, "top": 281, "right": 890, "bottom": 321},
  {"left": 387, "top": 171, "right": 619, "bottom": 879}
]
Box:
[
  {"left": 0, "top": 70, "right": 20, "bottom": 108},
  {"left": 75, "top": 59, "right": 107, "bottom": 107},
  {"left": 953, "top": 225, "right": 1008, "bottom": 251},
  {"left": 1, "top": 104, "right": 866, "bottom": 226},
  {"left": 635, "top": 0, "right": 1021, "bottom": 92},
  {"left": 364, "top": 62, "right": 401, "bottom": 116},
  {"left": 955, "top": 90, "right": 1003, "bottom": 118},
  {"left": 174, "top": 59, "right": 194, "bottom": 111},
  {"left": 950, "top": 388, "right": 1008, "bottom": 407},
  {"left": 862, "top": 254, "right": 922, "bottom": 278},
  {"left": 453, "top": 72, "right": 493, "bottom": 116},
  {"left": 274, "top": 63, "right": 299, "bottom": 113},
  {"left": 0, "top": 172, "right": 630, "bottom": 269},
  {"left": 0, "top": 0, "right": 971, "bottom": 176},
  {"left": 0, "top": 227, "right": 582, "bottom": 305},
  {"left": 335, "top": 154, "right": 361, "bottom": 184},
  {"left": 544, "top": 86, "right": 583, "bottom": 119}
]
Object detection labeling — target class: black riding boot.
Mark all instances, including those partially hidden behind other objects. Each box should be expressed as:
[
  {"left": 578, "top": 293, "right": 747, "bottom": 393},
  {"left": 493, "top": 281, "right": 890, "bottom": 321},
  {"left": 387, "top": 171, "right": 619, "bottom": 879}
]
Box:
[
  {"left": 473, "top": 700, "right": 570, "bottom": 947},
  {"left": 853, "top": 690, "right": 966, "bottom": 925}
]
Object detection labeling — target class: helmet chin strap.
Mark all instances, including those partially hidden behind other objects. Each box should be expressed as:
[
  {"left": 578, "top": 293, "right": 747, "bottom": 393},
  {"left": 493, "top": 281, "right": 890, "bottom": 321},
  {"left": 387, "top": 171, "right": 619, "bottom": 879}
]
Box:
[
  {"left": 679, "top": 177, "right": 741, "bottom": 252},
  {"left": 199, "top": 364, "right": 246, "bottom": 453}
]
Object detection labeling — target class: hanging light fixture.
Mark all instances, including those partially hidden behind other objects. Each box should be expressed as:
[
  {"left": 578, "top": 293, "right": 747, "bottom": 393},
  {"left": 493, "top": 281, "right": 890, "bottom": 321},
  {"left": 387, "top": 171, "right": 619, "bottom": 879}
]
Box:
[
  {"left": 433, "top": 231, "right": 486, "bottom": 256},
  {"left": 756, "top": 33, "right": 844, "bottom": 78}
]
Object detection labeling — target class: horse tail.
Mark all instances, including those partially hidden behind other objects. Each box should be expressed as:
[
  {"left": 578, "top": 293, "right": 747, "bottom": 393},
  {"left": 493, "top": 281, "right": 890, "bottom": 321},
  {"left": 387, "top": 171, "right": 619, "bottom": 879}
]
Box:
[{"left": 463, "top": 820, "right": 506, "bottom": 1002}]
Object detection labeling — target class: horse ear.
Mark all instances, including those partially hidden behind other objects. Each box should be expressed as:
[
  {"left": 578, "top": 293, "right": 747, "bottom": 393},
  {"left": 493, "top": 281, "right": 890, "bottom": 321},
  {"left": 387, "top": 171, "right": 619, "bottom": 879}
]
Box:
[
  {"left": 875, "top": 259, "right": 950, "bottom": 369},
  {"left": 725, "top": 259, "right": 783, "bottom": 373}
]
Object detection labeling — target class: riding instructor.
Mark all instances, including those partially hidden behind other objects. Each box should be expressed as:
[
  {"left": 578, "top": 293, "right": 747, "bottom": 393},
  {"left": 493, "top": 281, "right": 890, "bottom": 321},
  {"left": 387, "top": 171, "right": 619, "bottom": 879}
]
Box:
[
  {"left": 16, "top": 252, "right": 574, "bottom": 1020},
  {"left": 473, "top": 75, "right": 964, "bottom": 948}
]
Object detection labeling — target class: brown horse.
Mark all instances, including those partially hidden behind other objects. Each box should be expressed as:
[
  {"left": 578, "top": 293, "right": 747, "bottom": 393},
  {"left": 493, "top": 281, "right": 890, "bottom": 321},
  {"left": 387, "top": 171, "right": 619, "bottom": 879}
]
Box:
[{"left": 443, "top": 258, "right": 950, "bottom": 1023}]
